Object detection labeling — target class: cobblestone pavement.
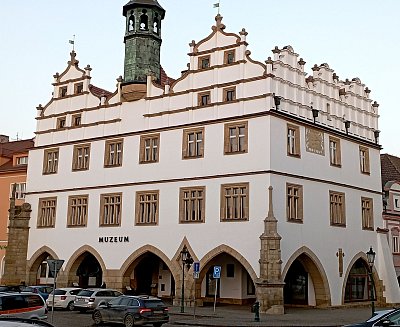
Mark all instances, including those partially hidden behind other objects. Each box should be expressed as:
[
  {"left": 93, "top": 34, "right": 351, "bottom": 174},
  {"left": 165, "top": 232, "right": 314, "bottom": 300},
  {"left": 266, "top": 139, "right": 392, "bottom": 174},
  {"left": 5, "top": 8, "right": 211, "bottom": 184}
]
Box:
[{"left": 45, "top": 304, "right": 379, "bottom": 327}]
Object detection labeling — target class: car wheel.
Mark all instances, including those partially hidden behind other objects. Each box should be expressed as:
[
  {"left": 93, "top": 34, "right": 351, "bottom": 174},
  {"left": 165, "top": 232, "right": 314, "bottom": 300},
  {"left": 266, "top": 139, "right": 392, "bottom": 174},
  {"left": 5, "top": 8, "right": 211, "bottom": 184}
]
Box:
[
  {"left": 92, "top": 310, "right": 103, "bottom": 325},
  {"left": 124, "top": 314, "right": 134, "bottom": 327},
  {"left": 67, "top": 301, "right": 74, "bottom": 311}
]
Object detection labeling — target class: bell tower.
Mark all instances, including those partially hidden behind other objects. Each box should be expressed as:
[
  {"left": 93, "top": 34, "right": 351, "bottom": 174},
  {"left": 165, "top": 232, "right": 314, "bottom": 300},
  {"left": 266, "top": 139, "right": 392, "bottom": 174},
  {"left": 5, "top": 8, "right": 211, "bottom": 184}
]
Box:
[{"left": 122, "top": 0, "right": 165, "bottom": 85}]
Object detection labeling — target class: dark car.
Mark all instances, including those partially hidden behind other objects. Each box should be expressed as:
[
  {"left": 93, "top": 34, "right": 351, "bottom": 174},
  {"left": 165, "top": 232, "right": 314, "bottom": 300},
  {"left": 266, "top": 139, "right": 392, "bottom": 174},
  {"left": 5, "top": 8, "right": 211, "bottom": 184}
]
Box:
[
  {"left": 0, "top": 285, "right": 24, "bottom": 293},
  {"left": 92, "top": 295, "right": 169, "bottom": 327},
  {"left": 344, "top": 308, "right": 398, "bottom": 327},
  {"left": 21, "top": 286, "right": 53, "bottom": 301}
]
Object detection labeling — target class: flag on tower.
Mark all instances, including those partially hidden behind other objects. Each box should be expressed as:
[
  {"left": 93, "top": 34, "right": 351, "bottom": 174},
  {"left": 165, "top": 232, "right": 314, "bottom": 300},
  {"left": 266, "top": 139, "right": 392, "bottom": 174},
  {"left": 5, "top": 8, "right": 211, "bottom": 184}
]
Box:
[
  {"left": 213, "top": 3, "right": 219, "bottom": 8},
  {"left": 69, "top": 40, "right": 75, "bottom": 45}
]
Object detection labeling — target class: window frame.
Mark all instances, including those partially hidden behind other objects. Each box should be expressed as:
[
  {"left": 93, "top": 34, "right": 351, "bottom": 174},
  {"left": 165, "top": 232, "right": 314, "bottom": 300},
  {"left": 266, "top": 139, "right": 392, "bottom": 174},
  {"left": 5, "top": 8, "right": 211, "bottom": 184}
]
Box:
[
  {"left": 198, "top": 91, "right": 211, "bottom": 107},
  {"left": 224, "top": 50, "right": 235, "bottom": 64},
  {"left": 42, "top": 148, "right": 59, "bottom": 175},
  {"left": 179, "top": 186, "right": 205, "bottom": 223},
  {"left": 329, "top": 136, "right": 341, "bottom": 167},
  {"left": 74, "top": 82, "right": 84, "bottom": 94},
  {"left": 198, "top": 55, "right": 210, "bottom": 70},
  {"left": 220, "top": 182, "right": 249, "bottom": 221},
  {"left": 59, "top": 86, "right": 67, "bottom": 98},
  {"left": 361, "top": 197, "right": 374, "bottom": 230},
  {"left": 223, "top": 87, "right": 236, "bottom": 102},
  {"left": 72, "top": 143, "right": 91, "bottom": 171},
  {"left": 182, "top": 127, "right": 204, "bottom": 159},
  {"left": 16, "top": 156, "right": 28, "bottom": 165},
  {"left": 287, "top": 124, "right": 301, "bottom": 157},
  {"left": 359, "top": 146, "right": 370, "bottom": 174},
  {"left": 10, "top": 182, "right": 26, "bottom": 200},
  {"left": 100, "top": 193, "right": 122, "bottom": 227},
  {"left": 67, "top": 195, "right": 89, "bottom": 227},
  {"left": 139, "top": 134, "right": 160, "bottom": 164},
  {"left": 329, "top": 191, "right": 346, "bottom": 227},
  {"left": 224, "top": 121, "right": 248, "bottom": 155},
  {"left": 56, "top": 117, "right": 67, "bottom": 129},
  {"left": 135, "top": 190, "right": 159, "bottom": 226},
  {"left": 286, "top": 183, "right": 303, "bottom": 223},
  {"left": 104, "top": 139, "right": 123, "bottom": 168},
  {"left": 72, "top": 114, "right": 82, "bottom": 127},
  {"left": 37, "top": 197, "right": 57, "bottom": 228}
]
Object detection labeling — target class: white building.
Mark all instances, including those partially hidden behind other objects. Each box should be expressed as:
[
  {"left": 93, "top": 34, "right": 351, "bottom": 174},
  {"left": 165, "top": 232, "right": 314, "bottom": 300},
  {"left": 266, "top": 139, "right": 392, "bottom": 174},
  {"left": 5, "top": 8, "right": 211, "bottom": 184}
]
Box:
[{"left": 24, "top": 0, "right": 400, "bottom": 312}]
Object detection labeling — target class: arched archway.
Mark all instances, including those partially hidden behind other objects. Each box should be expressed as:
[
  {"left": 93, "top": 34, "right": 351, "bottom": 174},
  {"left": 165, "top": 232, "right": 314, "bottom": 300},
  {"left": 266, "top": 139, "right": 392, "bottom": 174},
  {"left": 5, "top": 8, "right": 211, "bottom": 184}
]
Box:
[
  {"left": 26, "top": 246, "right": 59, "bottom": 285},
  {"left": 283, "top": 247, "right": 331, "bottom": 307},
  {"left": 342, "top": 252, "right": 381, "bottom": 304},
  {"left": 64, "top": 246, "right": 106, "bottom": 288},
  {"left": 195, "top": 245, "right": 258, "bottom": 305},
  {"left": 120, "top": 245, "right": 176, "bottom": 299}
]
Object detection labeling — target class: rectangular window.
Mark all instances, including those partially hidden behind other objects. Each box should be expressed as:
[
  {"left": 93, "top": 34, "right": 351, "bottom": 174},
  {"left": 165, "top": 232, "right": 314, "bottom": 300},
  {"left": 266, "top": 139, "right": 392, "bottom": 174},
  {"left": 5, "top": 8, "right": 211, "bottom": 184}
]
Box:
[
  {"left": 136, "top": 191, "right": 159, "bottom": 225},
  {"left": 139, "top": 134, "right": 160, "bottom": 163},
  {"left": 361, "top": 197, "right": 373, "bottom": 230},
  {"left": 198, "top": 91, "right": 211, "bottom": 106},
  {"left": 224, "top": 121, "right": 248, "bottom": 154},
  {"left": 72, "top": 144, "right": 90, "bottom": 171},
  {"left": 16, "top": 156, "right": 28, "bottom": 165},
  {"left": 59, "top": 86, "right": 67, "bottom": 98},
  {"left": 179, "top": 187, "right": 205, "bottom": 223},
  {"left": 43, "top": 148, "right": 59, "bottom": 174},
  {"left": 104, "top": 139, "right": 123, "bottom": 167},
  {"left": 393, "top": 235, "right": 399, "bottom": 253},
  {"left": 68, "top": 195, "right": 88, "bottom": 227},
  {"left": 56, "top": 117, "right": 66, "bottom": 129},
  {"left": 10, "top": 183, "right": 26, "bottom": 200},
  {"left": 287, "top": 124, "right": 300, "bottom": 157},
  {"left": 287, "top": 183, "right": 303, "bottom": 222},
  {"left": 72, "top": 114, "right": 82, "bottom": 127},
  {"left": 359, "top": 146, "right": 370, "bottom": 174},
  {"left": 199, "top": 56, "right": 210, "bottom": 69},
  {"left": 37, "top": 197, "right": 57, "bottom": 228},
  {"left": 182, "top": 128, "right": 204, "bottom": 159},
  {"left": 330, "top": 191, "right": 346, "bottom": 227},
  {"left": 224, "top": 50, "right": 235, "bottom": 64},
  {"left": 100, "top": 193, "right": 122, "bottom": 226},
  {"left": 226, "top": 264, "right": 235, "bottom": 277},
  {"left": 329, "top": 136, "right": 341, "bottom": 167},
  {"left": 221, "top": 183, "right": 249, "bottom": 221},
  {"left": 74, "top": 82, "right": 84, "bottom": 94},
  {"left": 223, "top": 87, "right": 236, "bottom": 102}
]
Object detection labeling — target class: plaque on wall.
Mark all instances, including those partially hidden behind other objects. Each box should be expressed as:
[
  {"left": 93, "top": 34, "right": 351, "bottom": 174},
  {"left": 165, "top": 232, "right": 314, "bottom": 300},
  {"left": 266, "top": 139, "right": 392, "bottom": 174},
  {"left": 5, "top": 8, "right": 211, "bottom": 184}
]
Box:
[{"left": 305, "top": 128, "right": 325, "bottom": 155}]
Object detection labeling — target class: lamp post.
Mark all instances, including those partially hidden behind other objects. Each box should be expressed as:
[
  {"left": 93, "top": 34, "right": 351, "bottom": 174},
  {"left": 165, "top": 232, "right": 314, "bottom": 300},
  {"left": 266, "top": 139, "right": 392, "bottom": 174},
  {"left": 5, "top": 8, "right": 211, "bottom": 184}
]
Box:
[
  {"left": 366, "top": 247, "right": 376, "bottom": 316},
  {"left": 180, "top": 246, "right": 193, "bottom": 313}
]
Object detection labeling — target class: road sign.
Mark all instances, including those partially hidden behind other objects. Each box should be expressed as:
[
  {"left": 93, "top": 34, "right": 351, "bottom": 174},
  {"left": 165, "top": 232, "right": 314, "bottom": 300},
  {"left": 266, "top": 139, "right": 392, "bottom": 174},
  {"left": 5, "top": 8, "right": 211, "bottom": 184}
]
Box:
[
  {"left": 193, "top": 262, "right": 200, "bottom": 273},
  {"left": 47, "top": 259, "right": 64, "bottom": 275},
  {"left": 213, "top": 266, "right": 221, "bottom": 279},
  {"left": 193, "top": 272, "right": 200, "bottom": 279}
]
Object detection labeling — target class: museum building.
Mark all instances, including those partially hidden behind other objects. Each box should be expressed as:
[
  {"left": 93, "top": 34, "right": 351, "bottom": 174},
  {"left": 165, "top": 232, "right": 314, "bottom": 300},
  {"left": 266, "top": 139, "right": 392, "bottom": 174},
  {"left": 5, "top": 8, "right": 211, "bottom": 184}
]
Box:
[{"left": 16, "top": 0, "right": 400, "bottom": 312}]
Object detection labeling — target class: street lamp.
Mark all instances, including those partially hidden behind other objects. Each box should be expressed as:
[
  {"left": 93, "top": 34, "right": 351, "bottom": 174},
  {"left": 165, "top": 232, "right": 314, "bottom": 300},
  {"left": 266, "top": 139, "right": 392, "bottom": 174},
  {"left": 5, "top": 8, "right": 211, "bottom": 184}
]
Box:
[
  {"left": 180, "top": 245, "right": 193, "bottom": 313},
  {"left": 366, "top": 247, "right": 376, "bottom": 316}
]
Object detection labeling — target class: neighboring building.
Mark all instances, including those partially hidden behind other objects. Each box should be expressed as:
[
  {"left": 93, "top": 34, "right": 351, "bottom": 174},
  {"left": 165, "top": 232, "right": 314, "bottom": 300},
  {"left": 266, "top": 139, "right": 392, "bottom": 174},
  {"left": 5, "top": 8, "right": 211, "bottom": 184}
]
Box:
[
  {"left": 0, "top": 135, "right": 33, "bottom": 281},
  {"left": 23, "top": 0, "right": 400, "bottom": 312},
  {"left": 381, "top": 153, "right": 400, "bottom": 282}
]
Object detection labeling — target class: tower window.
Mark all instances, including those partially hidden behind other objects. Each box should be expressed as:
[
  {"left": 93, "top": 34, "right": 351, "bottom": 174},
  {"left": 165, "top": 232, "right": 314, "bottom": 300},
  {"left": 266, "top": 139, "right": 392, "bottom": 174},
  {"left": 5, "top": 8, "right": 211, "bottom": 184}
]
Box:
[
  {"left": 153, "top": 13, "right": 160, "bottom": 34},
  {"left": 128, "top": 15, "right": 135, "bottom": 32},
  {"left": 140, "top": 10, "right": 148, "bottom": 30}
]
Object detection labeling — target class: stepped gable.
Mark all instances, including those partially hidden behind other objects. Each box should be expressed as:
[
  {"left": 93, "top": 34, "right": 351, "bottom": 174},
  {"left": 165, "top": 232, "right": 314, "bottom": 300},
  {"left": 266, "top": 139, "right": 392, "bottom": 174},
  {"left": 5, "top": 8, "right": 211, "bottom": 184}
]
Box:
[{"left": 381, "top": 154, "right": 400, "bottom": 187}]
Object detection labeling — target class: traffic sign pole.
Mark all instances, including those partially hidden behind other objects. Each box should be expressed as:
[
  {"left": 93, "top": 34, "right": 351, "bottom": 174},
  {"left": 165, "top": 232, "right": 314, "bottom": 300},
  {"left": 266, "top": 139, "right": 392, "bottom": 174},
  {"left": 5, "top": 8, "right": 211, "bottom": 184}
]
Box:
[
  {"left": 193, "top": 262, "right": 200, "bottom": 320},
  {"left": 47, "top": 259, "right": 64, "bottom": 324},
  {"left": 212, "top": 266, "right": 221, "bottom": 312}
]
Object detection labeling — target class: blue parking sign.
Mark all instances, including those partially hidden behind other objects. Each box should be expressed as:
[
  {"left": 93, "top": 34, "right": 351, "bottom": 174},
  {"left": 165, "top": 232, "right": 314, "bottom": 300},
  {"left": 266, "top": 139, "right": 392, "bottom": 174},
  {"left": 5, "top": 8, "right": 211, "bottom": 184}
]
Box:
[
  {"left": 193, "top": 262, "right": 200, "bottom": 273},
  {"left": 213, "top": 266, "right": 221, "bottom": 279}
]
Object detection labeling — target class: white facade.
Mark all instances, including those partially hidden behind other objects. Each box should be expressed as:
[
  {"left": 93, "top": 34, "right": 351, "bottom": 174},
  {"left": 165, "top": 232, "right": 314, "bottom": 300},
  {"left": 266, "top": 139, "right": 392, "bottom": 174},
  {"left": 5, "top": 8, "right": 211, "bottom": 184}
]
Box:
[{"left": 25, "top": 10, "right": 400, "bottom": 308}]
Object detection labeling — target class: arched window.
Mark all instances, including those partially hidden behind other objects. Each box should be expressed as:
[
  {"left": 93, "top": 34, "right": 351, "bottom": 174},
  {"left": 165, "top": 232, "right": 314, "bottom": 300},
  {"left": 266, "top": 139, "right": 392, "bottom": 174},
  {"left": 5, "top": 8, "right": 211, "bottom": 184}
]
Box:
[
  {"left": 128, "top": 14, "right": 135, "bottom": 32},
  {"left": 344, "top": 259, "right": 374, "bottom": 302},
  {"left": 140, "top": 10, "right": 148, "bottom": 31},
  {"left": 153, "top": 13, "right": 159, "bottom": 34}
]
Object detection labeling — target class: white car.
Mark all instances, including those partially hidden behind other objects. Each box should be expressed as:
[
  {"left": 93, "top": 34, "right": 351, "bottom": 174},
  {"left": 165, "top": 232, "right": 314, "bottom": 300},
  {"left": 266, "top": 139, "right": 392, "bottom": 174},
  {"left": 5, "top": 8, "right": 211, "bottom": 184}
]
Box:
[
  {"left": 46, "top": 287, "right": 82, "bottom": 311},
  {"left": 74, "top": 288, "right": 123, "bottom": 312}
]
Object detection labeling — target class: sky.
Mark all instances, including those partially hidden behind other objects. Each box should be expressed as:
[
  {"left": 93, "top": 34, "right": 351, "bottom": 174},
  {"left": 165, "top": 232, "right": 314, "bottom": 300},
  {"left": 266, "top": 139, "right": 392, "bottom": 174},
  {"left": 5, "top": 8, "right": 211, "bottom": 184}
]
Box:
[{"left": 0, "top": 1, "right": 399, "bottom": 156}]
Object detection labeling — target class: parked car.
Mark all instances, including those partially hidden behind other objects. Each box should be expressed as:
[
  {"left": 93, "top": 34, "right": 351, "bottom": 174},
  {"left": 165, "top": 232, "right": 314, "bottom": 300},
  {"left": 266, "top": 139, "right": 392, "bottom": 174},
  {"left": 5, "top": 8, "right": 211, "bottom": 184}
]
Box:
[
  {"left": 0, "top": 317, "right": 55, "bottom": 326},
  {"left": 74, "top": 288, "right": 123, "bottom": 312},
  {"left": 21, "top": 286, "right": 53, "bottom": 301},
  {"left": 0, "top": 285, "right": 24, "bottom": 293},
  {"left": 92, "top": 295, "right": 169, "bottom": 327},
  {"left": 344, "top": 308, "right": 398, "bottom": 326},
  {"left": 0, "top": 292, "right": 47, "bottom": 320},
  {"left": 46, "top": 287, "right": 82, "bottom": 311}
]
